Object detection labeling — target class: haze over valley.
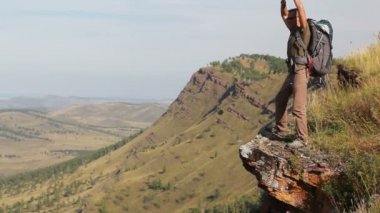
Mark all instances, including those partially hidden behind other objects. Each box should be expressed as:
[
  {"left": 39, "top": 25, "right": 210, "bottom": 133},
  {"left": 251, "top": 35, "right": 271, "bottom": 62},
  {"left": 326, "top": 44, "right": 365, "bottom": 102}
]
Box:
[{"left": 0, "top": 97, "right": 168, "bottom": 176}]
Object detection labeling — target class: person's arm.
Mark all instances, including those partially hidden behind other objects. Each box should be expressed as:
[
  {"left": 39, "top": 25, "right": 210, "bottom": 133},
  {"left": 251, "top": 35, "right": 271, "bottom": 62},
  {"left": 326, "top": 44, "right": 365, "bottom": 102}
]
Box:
[
  {"left": 293, "top": 0, "right": 307, "bottom": 28},
  {"left": 281, "top": 0, "right": 288, "bottom": 22}
]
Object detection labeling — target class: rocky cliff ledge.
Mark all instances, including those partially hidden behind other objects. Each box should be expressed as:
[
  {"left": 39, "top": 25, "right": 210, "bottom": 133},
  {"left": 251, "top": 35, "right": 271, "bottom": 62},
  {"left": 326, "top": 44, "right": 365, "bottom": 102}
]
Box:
[{"left": 240, "top": 134, "right": 343, "bottom": 212}]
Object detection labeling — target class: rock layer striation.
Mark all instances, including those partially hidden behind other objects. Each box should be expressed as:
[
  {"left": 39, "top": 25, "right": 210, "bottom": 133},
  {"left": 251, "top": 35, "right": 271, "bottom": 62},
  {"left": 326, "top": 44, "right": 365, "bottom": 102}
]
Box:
[{"left": 240, "top": 135, "right": 342, "bottom": 212}]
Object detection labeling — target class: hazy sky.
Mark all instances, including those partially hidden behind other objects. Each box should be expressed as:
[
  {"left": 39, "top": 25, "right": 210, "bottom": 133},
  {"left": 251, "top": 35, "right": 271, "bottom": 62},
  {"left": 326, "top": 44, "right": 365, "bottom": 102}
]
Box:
[{"left": 0, "top": 0, "right": 378, "bottom": 100}]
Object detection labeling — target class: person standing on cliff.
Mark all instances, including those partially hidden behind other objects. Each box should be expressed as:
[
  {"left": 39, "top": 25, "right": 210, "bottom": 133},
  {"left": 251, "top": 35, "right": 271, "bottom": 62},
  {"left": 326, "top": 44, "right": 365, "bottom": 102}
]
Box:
[{"left": 271, "top": 0, "right": 311, "bottom": 148}]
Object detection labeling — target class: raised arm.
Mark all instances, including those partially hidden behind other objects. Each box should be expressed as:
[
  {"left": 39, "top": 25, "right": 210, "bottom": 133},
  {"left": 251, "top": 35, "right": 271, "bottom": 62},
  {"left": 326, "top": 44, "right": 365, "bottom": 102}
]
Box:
[
  {"left": 281, "top": 0, "right": 288, "bottom": 22},
  {"left": 293, "top": 0, "right": 307, "bottom": 28}
]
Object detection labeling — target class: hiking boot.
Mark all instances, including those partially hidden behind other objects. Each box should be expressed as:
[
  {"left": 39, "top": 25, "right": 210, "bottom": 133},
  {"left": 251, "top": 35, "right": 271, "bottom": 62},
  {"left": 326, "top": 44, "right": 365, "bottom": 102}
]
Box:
[
  {"left": 269, "top": 127, "right": 292, "bottom": 141},
  {"left": 285, "top": 138, "right": 307, "bottom": 149}
]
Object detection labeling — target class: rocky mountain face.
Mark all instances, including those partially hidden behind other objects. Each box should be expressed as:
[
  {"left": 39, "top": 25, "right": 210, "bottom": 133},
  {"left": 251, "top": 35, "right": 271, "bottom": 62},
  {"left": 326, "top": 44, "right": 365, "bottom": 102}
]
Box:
[
  {"left": 0, "top": 53, "right": 298, "bottom": 212},
  {"left": 133, "top": 67, "right": 278, "bottom": 152},
  {"left": 1, "top": 63, "right": 287, "bottom": 212},
  {"left": 73, "top": 67, "right": 286, "bottom": 212},
  {"left": 240, "top": 133, "right": 343, "bottom": 212},
  {"left": 1, "top": 61, "right": 345, "bottom": 212}
]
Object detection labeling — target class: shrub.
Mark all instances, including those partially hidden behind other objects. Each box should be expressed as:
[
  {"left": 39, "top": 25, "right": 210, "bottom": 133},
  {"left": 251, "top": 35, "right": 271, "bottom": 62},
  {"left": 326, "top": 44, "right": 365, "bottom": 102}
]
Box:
[{"left": 146, "top": 179, "right": 172, "bottom": 191}]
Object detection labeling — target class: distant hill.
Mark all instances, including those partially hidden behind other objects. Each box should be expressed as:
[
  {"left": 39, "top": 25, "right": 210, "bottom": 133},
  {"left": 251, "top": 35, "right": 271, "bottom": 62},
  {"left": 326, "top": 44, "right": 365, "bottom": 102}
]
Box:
[
  {"left": 0, "top": 54, "right": 287, "bottom": 212},
  {"left": 0, "top": 95, "right": 170, "bottom": 112},
  {"left": 0, "top": 102, "right": 167, "bottom": 177},
  {"left": 50, "top": 102, "right": 167, "bottom": 129}
]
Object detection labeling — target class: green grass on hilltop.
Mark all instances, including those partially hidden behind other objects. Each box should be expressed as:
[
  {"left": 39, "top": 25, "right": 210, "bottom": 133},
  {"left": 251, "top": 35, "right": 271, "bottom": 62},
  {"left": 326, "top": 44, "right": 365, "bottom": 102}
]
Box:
[
  {"left": 209, "top": 54, "right": 287, "bottom": 80},
  {"left": 308, "top": 37, "right": 380, "bottom": 211}
]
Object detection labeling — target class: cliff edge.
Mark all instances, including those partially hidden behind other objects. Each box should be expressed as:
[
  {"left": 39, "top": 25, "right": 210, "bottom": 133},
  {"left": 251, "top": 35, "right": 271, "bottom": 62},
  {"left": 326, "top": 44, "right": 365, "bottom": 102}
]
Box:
[{"left": 239, "top": 132, "right": 343, "bottom": 212}]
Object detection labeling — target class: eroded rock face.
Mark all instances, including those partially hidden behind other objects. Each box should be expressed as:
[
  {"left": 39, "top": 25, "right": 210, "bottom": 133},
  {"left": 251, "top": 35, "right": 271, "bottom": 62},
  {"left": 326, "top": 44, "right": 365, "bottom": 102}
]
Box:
[{"left": 240, "top": 135, "right": 341, "bottom": 212}]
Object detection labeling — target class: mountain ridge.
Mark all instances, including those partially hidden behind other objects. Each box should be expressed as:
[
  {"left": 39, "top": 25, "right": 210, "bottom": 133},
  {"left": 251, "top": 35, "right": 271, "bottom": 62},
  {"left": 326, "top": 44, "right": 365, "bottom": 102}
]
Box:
[
  {"left": 2, "top": 38, "right": 380, "bottom": 212},
  {"left": 0, "top": 54, "right": 288, "bottom": 212}
]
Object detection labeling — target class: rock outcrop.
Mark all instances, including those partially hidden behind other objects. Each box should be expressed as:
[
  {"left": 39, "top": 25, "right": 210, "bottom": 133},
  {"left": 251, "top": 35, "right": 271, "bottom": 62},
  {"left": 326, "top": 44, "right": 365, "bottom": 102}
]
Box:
[
  {"left": 240, "top": 134, "right": 342, "bottom": 212},
  {"left": 337, "top": 64, "right": 361, "bottom": 88},
  {"left": 193, "top": 68, "right": 275, "bottom": 116}
]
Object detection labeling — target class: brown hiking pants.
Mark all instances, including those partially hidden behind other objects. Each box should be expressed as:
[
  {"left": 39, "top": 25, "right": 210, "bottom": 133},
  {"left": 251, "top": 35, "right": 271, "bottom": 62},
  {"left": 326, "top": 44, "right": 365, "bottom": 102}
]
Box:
[{"left": 275, "top": 68, "right": 309, "bottom": 142}]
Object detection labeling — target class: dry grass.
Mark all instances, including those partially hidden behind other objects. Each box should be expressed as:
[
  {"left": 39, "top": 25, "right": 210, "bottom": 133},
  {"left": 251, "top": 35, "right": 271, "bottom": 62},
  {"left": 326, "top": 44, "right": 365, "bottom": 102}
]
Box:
[
  {"left": 0, "top": 102, "right": 166, "bottom": 177},
  {"left": 344, "top": 40, "right": 380, "bottom": 77},
  {"left": 308, "top": 38, "right": 380, "bottom": 211}
]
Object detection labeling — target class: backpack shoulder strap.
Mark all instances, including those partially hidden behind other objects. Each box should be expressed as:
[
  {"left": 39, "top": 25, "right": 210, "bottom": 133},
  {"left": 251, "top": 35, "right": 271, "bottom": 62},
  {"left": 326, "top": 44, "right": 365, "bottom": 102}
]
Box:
[
  {"left": 294, "top": 30, "right": 308, "bottom": 54},
  {"left": 292, "top": 30, "right": 309, "bottom": 66}
]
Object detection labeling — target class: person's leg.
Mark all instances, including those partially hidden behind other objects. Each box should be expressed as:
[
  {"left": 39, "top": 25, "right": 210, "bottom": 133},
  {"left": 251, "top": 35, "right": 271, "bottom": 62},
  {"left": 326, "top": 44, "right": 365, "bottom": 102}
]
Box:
[
  {"left": 292, "top": 68, "right": 309, "bottom": 142},
  {"left": 275, "top": 74, "right": 293, "bottom": 133}
]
